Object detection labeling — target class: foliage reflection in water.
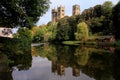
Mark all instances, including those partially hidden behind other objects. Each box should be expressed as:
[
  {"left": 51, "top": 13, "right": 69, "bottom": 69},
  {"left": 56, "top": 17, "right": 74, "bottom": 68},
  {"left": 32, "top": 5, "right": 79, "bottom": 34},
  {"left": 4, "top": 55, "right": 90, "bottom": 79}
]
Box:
[
  {"left": 30, "top": 43, "right": 120, "bottom": 80},
  {"left": 0, "top": 41, "right": 120, "bottom": 80},
  {"left": 0, "top": 38, "right": 32, "bottom": 80}
]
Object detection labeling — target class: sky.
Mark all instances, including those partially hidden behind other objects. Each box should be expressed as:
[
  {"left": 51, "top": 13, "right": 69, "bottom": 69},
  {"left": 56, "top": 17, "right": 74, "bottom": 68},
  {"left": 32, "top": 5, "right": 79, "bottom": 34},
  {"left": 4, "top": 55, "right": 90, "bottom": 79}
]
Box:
[{"left": 36, "top": 0, "right": 119, "bottom": 26}]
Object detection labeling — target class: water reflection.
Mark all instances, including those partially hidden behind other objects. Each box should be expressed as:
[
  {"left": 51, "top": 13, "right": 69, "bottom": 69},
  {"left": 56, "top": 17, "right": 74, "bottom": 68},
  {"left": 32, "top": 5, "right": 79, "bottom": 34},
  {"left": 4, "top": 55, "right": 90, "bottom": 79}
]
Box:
[
  {"left": 1, "top": 40, "right": 120, "bottom": 80},
  {"left": 0, "top": 38, "right": 32, "bottom": 80},
  {"left": 0, "top": 53, "right": 13, "bottom": 80},
  {"left": 32, "top": 43, "right": 119, "bottom": 80},
  {"left": 113, "top": 48, "right": 120, "bottom": 80}
]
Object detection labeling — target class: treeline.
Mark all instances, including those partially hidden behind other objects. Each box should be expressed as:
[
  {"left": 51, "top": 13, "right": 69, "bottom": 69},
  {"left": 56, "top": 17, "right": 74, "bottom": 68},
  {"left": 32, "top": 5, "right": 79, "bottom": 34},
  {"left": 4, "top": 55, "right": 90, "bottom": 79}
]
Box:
[{"left": 31, "top": 1, "right": 120, "bottom": 42}]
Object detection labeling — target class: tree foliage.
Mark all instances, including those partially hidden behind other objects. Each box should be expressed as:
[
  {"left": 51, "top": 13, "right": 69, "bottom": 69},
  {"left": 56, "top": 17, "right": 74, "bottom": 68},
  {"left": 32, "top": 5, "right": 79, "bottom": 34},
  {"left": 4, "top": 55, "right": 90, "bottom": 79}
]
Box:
[
  {"left": 90, "top": 16, "right": 105, "bottom": 34},
  {"left": 112, "top": 1, "right": 120, "bottom": 40},
  {"left": 67, "top": 15, "right": 79, "bottom": 40},
  {"left": 33, "top": 25, "right": 48, "bottom": 42},
  {"left": 32, "top": 23, "right": 57, "bottom": 42},
  {"left": 75, "top": 22, "right": 89, "bottom": 41},
  {"left": 80, "top": 1, "right": 113, "bottom": 35},
  {"left": 14, "top": 28, "right": 32, "bottom": 51},
  {"left": 55, "top": 15, "right": 81, "bottom": 41},
  {"left": 32, "top": 1, "right": 118, "bottom": 42},
  {"left": 102, "top": 1, "right": 113, "bottom": 16},
  {"left": 0, "top": 0, "right": 50, "bottom": 28},
  {"left": 56, "top": 16, "right": 70, "bottom": 41}
]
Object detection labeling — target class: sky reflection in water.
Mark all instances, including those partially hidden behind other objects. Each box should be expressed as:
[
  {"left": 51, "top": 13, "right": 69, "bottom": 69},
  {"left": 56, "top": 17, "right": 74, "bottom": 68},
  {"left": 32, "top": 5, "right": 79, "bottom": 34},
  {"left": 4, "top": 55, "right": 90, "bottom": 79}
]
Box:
[{"left": 12, "top": 56, "right": 95, "bottom": 80}]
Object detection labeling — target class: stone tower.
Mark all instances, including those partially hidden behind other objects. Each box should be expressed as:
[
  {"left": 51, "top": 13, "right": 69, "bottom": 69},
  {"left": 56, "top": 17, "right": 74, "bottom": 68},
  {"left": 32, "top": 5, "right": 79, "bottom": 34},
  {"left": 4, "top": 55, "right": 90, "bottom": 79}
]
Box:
[
  {"left": 72, "top": 4, "right": 80, "bottom": 16},
  {"left": 52, "top": 5, "right": 65, "bottom": 22},
  {"left": 52, "top": 8, "right": 58, "bottom": 22},
  {"left": 57, "top": 6, "right": 65, "bottom": 19}
]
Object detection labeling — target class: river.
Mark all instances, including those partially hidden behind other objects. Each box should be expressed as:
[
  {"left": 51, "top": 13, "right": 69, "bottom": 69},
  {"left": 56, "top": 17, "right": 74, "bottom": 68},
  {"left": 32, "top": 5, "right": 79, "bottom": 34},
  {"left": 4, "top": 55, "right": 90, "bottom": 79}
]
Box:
[{"left": 0, "top": 43, "right": 120, "bottom": 80}]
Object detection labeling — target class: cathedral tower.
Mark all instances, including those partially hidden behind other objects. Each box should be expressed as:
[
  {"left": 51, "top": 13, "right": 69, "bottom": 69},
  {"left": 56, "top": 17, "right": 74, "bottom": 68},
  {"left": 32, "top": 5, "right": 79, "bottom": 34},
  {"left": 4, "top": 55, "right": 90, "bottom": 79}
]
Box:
[
  {"left": 57, "top": 6, "right": 65, "bottom": 19},
  {"left": 52, "top": 8, "right": 58, "bottom": 22},
  {"left": 72, "top": 4, "right": 80, "bottom": 16},
  {"left": 52, "top": 5, "right": 65, "bottom": 22}
]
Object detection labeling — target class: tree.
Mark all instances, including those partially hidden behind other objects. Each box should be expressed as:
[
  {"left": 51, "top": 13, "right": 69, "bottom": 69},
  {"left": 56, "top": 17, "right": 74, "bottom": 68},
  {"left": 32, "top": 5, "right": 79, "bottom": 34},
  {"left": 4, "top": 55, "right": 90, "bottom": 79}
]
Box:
[
  {"left": 67, "top": 15, "right": 79, "bottom": 40},
  {"left": 33, "top": 25, "right": 48, "bottom": 42},
  {"left": 32, "top": 23, "right": 57, "bottom": 42},
  {"left": 90, "top": 16, "right": 105, "bottom": 34},
  {"left": 56, "top": 16, "right": 70, "bottom": 41},
  {"left": 93, "top": 5, "right": 102, "bottom": 17},
  {"left": 102, "top": 1, "right": 113, "bottom": 34},
  {"left": 80, "top": 2, "right": 113, "bottom": 35},
  {"left": 112, "top": 1, "right": 120, "bottom": 40},
  {"left": 31, "top": 26, "right": 39, "bottom": 37},
  {"left": 47, "top": 23, "right": 57, "bottom": 41},
  {"left": 33, "top": 28, "right": 43, "bottom": 42},
  {"left": 75, "top": 22, "right": 89, "bottom": 41},
  {"left": 102, "top": 1, "right": 113, "bottom": 17},
  {"left": 81, "top": 8, "right": 94, "bottom": 20},
  {"left": 0, "top": 0, "right": 50, "bottom": 29},
  {"left": 14, "top": 28, "right": 32, "bottom": 51}
]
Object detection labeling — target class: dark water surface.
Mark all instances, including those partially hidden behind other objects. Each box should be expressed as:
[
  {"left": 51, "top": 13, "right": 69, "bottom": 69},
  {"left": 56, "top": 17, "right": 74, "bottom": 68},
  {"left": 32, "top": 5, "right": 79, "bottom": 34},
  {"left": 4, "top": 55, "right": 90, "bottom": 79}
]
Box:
[{"left": 1, "top": 43, "right": 120, "bottom": 80}]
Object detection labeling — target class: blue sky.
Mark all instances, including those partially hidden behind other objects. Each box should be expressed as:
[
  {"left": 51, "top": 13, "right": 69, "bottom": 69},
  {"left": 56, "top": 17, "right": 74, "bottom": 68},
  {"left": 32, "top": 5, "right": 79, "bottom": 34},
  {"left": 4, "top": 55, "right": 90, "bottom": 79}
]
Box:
[{"left": 36, "top": 0, "right": 119, "bottom": 26}]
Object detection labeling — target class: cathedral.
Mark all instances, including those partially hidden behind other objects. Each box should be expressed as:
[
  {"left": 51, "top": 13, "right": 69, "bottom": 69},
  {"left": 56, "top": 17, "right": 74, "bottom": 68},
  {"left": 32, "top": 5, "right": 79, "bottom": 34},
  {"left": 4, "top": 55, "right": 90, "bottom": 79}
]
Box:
[{"left": 52, "top": 4, "right": 80, "bottom": 22}]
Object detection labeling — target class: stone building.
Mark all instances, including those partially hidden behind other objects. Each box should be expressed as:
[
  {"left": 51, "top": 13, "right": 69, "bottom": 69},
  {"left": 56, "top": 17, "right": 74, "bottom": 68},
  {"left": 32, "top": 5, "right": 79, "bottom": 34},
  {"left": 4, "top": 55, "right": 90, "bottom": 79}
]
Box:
[
  {"left": 52, "top": 6, "right": 65, "bottom": 22},
  {"left": 52, "top": 8, "right": 58, "bottom": 22},
  {"left": 72, "top": 4, "right": 80, "bottom": 16},
  {"left": 52, "top": 4, "right": 80, "bottom": 22},
  {"left": 72, "top": 66, "right": 80, "bottom": 77},
  {"left": 0, "top": 27, "right": 13, "bottom": 38},
  {"left": 57, "top": 6, "right": 65, "bottom": 19}
]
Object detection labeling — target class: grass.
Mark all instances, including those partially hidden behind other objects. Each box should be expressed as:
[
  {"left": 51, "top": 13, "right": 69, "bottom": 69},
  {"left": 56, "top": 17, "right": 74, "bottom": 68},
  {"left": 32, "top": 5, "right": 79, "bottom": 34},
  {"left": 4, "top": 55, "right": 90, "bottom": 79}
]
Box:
[
  {"left": 62, "top": 41, "right": 80, "bottom": 45},
  {"left": 62, "top": 40, "right": 118, "bottom": 47},
  {"left": 62, "top": 41, "right": 97, "bottom": 46}
]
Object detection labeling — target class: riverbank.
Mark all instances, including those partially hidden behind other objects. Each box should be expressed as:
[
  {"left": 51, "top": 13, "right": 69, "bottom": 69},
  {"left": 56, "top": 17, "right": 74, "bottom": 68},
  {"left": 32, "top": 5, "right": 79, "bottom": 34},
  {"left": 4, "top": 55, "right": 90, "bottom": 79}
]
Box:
[
  {"left": 62, "top": 41, "right": 118, "bottom": 46},
  {"left": 31, "top": 43, "right": 45, "bottom": 46}
]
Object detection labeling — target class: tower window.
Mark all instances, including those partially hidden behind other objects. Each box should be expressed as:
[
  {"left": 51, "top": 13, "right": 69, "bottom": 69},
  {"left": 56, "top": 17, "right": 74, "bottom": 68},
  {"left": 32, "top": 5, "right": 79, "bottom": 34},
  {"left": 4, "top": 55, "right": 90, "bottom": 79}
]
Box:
[{"left": 62, "top": 10, "right": 64, "bottom": 12}]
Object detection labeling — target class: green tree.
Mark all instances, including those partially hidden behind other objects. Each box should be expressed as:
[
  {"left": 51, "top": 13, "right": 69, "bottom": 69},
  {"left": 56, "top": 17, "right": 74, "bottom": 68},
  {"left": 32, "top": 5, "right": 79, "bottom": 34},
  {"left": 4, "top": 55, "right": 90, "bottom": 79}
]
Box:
[
  {"left": 33, "top": 28, "right": 43, "bottom": 42},
  {"left": 93, "top": 5, "right": 102, "bottom": 17},
  {"left": 80, "top": 2, "right": 113, "bottom": 35},
  {"left": 33, "top": 25, "right": 48, "bottom": 42},
  {"left": 56, "top": 16, "right": 70, "bottom": 41},
  {"left": 31, "top": 26, "right": 39, "bottom": 37},
  {"left": 14, "top": 28, "right": 32, "bottom": 51},
  {"left": 81, "top": 8, "right": 94, "bottom": 20},
  {"left": 0, "top": 0, "right": 50, "bottom": 29},
  {"left": 47, "top": 23, "right": 57, "bottom": 41},
  {"left": 102, "top": 1, "right": 113, "bottom": 17},
  {"left": 102, "top": 1, "right": 113, "bottom": 34},
  {"left": 75, "top": 22, "right": 89, "bottom": 41},
  {"left": 90, "top": 16, "right": 105, "bottom": 34},
  {"left": 67, "top": 15, "right": 80, "bottom": 40},
  {"left": 32, "top": 23, "right": 57, "bottom": 42},
  {"left": 112, "top": 1, "right": 120, "bottom": 40}
]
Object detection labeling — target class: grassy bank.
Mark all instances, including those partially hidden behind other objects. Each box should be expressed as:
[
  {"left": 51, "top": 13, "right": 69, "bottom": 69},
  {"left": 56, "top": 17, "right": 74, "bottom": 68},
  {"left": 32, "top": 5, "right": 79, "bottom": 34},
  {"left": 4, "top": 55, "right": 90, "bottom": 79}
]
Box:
[
  {"left": 62, "top": 41, "right": 117, "bottom": 46},
  {"left": 62, "top": 41, "right": 97, "bottom": 46}
]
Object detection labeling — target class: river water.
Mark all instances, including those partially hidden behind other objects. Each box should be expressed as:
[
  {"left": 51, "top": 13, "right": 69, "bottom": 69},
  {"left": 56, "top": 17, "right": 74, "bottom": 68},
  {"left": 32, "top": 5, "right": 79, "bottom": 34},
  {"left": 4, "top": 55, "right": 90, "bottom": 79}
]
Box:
[{"left": 0, "top": 43, "right": 120, "bottom": 80}]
